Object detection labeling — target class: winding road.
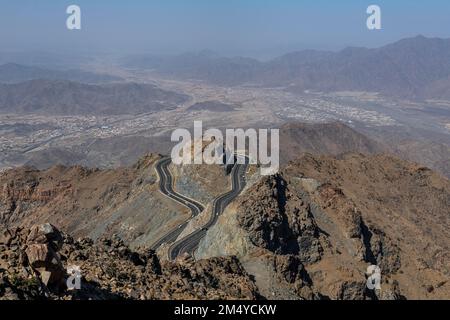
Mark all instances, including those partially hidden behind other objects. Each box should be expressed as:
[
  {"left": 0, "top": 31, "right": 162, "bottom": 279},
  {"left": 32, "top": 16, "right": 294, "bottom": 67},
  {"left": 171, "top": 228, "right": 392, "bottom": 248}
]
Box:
[
  {"left": 168, "top": 155, "right": 248, "bottom": 260},
  {"left": 151, "top": 155, "right": 248, "bottom": 260},
  {"left": 150, "top": 157, "right": 205, "bottom": 251}
]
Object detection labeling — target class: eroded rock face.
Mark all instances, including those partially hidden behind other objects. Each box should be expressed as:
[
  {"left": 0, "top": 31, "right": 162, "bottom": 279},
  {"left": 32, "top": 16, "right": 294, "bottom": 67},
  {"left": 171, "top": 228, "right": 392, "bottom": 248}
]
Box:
[
  {"left": 314, "top": 182, "right": 403, "bottom": 271},
  {"left": 367, "top": 228, "right": 401, "bottom": 275},
  {"left": 212, "top": 161, "right": 414, "bottom": 300},
  {"left": 237, "top": 174, "right": 322, "bottom": 263}
]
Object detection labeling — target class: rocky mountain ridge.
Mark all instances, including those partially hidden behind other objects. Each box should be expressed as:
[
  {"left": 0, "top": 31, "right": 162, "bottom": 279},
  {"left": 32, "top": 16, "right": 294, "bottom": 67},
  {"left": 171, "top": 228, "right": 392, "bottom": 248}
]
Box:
[
  {"left": 0, "top": 80, "right": 189, "bottom": 115},
  {"left": 124, "top": 36, "right": 450, "bottom": 99},
  {"left": 1, "top": 151, "right": 449, "bottom": 300},
  {"left": 196, "top": 153, "right": 450, "bottom": 299}
]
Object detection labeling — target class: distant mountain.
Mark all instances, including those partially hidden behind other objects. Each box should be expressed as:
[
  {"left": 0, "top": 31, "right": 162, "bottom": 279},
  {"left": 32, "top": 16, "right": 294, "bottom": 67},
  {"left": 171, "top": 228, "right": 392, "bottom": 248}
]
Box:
[
  {"left": 279, "top": 122, "right": 384, "bottom": 164},
  {"left": 0, "top": 63, "right": 122, "bottom": 84},
  {"left": 124, "top": 36, "right": 450, "bottom": 99},
  {"left": 0, "top": 79, "right": 189, "bottom": 115},
  {"left": 122, "top": 50, "right": 262, "bottom": 85},
  {"left": 270, "top": 35, "right": 450, "bottom": 99},
  {"left": 0, "top": 51, "right": 90, "bottom": 69}
]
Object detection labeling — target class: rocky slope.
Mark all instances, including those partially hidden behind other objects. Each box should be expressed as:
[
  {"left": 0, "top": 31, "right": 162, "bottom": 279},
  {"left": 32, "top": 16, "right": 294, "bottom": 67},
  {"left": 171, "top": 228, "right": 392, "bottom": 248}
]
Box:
[
  {"left": 197, "top": 153, "right": 450, "bottom": 300},
  {"left": 1, "top": 151, "right": 449, "bottom": 300},
  {"left": 280, "top": 122, "right": 450, "bottom": 178},
  {"left": 0, "top": 223, "right": 258, "bottom": 300},
  {"left": 0, "top": 154, "right": 190, "bottom": 249}
]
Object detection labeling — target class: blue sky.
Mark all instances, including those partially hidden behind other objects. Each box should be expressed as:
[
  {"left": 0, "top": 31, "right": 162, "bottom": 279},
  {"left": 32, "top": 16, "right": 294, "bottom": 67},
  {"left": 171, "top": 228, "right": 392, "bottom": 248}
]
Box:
[{"left": 1, "top": 0, "right": 450, "bottom": 57}]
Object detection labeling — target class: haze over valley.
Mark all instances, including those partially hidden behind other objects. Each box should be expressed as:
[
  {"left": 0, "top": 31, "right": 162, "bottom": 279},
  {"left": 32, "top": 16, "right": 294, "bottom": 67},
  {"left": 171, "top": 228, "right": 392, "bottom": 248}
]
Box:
[{"left": 1, "top": 36, "right": 449, "bottom": 178}]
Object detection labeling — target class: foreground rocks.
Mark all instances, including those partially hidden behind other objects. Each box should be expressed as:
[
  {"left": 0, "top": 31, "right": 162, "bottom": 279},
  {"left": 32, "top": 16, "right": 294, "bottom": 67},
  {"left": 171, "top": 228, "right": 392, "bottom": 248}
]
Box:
[{"left": 0, "top": 223, "right": 259, "bottom": 300}]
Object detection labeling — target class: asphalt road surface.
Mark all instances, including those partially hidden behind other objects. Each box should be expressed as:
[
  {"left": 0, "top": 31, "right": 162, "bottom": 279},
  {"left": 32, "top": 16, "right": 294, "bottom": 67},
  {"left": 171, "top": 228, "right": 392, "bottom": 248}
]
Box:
[
  {"left": 168, "top": 155, "right": 249, "bottom": 260},
  {"left": 150, "top": 157, "right": 205, "bottom": 251}
]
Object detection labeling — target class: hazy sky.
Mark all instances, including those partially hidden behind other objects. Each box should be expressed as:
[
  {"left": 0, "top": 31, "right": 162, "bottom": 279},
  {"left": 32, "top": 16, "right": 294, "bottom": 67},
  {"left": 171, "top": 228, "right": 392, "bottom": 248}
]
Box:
[{"left": 2, "top": 0, "right": 450, "bottom": 58}]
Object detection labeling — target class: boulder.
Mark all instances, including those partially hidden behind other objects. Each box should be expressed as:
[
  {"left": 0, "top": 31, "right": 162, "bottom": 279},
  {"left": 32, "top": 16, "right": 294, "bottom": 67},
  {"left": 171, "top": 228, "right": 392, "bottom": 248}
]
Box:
[
  {"left": 25, "top": 244, "right": 50, "bottom": 268},
  {"left": 25, "top": 224, "right": 65, "bottom": 288},
  {"left": 26, "top": 223, "right": 63, "bottom": 251}
]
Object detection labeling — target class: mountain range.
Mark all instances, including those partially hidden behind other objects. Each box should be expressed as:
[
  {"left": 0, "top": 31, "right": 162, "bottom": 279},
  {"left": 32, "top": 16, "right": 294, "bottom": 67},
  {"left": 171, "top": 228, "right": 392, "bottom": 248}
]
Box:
[
  {"left": 123, "top": 36, "right": 450, "bottom": 99},
  {"left": 279, "top": 122, "right": 384, "bottom": 164},
  {"left": 0, "top": 63, "right": 121, "bottom": 84},
  {"left": 0, "top": 80, "right": 189, "bottom": 115}
]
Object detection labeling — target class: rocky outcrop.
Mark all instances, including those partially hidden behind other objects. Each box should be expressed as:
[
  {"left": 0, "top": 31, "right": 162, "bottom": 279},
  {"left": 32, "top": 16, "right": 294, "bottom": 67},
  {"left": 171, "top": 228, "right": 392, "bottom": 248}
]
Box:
[
  {"left": 283, "top": 153, "right": 450, "bottom": 299},
  {"left": 237, "top": 174, "right": 322, "bottom": 263},
  {"left": 197, "top": 153, "right": 449, "bottom": 300},
  {"left": 0, "top": 224, "right": 259, "bottom": 300},
  {"left": 314, "top": 182, "right": 402, "bottom": 272},
  {"left": 24, "top": 224, "right": 65, "bottom": 289},
  {"left": 0, "top": 223, "right": 66, "bottom": 298}
]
